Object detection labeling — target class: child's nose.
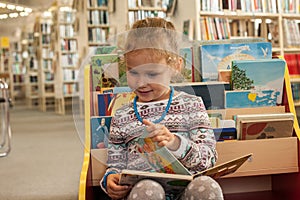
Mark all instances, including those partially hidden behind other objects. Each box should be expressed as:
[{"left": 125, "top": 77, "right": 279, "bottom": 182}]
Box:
[{"left": 136, "top": 77, "right": 148, "bottom": 87}]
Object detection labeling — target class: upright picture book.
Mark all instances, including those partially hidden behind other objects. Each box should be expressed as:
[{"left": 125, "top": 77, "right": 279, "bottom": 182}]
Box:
[
  {"left": 91, "top": 54, "right": 119, "bottom": 91},
  {"left": 199, "top": 41, "right": 272, "bottom": 82},
  {"left": 235, "top": 113, "right": 294, "bottom": 140},
  {"left": 225, "top": 59, "right": 286, "bottom": 108}
]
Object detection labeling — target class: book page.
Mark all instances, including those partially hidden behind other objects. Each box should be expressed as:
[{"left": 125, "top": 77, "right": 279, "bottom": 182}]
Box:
[
  {"left": 136, "top": 128, "right": 191, "bottom": 175},
  {"left": 193, "top": 153, "right": 253, "bottom": 179}
]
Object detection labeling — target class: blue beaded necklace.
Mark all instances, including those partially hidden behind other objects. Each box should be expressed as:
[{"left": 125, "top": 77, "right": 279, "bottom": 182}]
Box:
[{"left": 133, "top": 86, "right": 174, "bottom": 124}]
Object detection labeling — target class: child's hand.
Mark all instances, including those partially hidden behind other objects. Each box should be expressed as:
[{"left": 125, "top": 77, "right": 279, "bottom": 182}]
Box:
[
  {"left": 143, "top": 119, "right": 180, "bottom": 151},
  {"left": 107, "top": 173, "right": 130, "bottom": 199}
]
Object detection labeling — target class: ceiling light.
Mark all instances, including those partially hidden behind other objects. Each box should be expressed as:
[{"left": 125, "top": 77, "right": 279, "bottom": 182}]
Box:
[
  {"left": 16, "top": 6, "right": 24, "bottom": 11},
  {"left": 9, "top": 12, "right": 18, "bottom": 18},
  {"left": 7, "top": 4, "right": 15, "bottom": 10},
  {"left": 24, "top": 8, "right": 32, "bottom": 13},
  {"left": 0, "top": 2, "right": 33, "bottom": 20}
]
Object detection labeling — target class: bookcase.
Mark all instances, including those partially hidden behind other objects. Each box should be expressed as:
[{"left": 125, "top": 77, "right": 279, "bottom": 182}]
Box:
[
  {"left": 21, "top": 31, "right": 40, "bottom": 108},
  {"left": 78, "top": 59, "right": 300, "bottom": 199},
  {"left": 11, "top": 41, "right": 26, "bottom": 103},
  {"left": 0, "top": 40, "right": 13, "bottom": 103},
  {"left": 51, "top": 1, "right": 80, "bottom": 115},
  {"left": 34, "top": 12, "right": 56, "bottom": 112}
]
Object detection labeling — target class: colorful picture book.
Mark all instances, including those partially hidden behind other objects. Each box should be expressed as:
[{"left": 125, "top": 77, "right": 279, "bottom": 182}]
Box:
[
  {"left": 91, "top": 54, "right": 119, "bottom": 91},
  {"left": 235, "top": 113, "right": 294, "bottom": 140},
  {"left": 226, "top": 59, "right": 286, "bottom": 108},
  {"left": 199, "top": 42, "right": 272, "bottom": 82},
  {"left": 94, "top": 92, "right": 134, "bottom": 116},
  {"left": 90, "top": 116, "right": 112, "bottom": 149},
  {"left": 179, "top": 47, "right": 193, "bottom": 82},
  {"left": 119, "top": 153, "right": 252, "bottom": 195}
]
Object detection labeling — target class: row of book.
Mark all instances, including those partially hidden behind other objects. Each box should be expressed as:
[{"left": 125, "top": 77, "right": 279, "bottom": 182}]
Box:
[
  {"left": 41, "top": 35, "right": 52, "bottom": 45},
  {"left": 199, "top": 17, "right": 231, "bottom": 40},
  {"left": 60, "top": 54, "right": 79, "bottom": 67},
  {"left": 58, "top": 9, "right": 76, "bottom": 24},
  {"left": 12, "top": 74, "right": 25, "bottom": 83},
  {"left": 60, "top": 38, "right": 77, "bottom": 51},
  {"left": 128, "top": 0, "right": 169, "bottom": 8},
  {"left": 88, "top": 10, "right": 109, "bottom": 25},
  {"left": 202, "top": 0, "right": 300, "bottom": 14},
  {"left": 40, "top": 23, "right": 52, "bottom": 34},
  {"left": 88, "top": 0, "right": 108, "bottom": 7},
  {"left": 283, "top": 19, "right": 300, "bottom": 48},
  {"left": 63, "top": 83, "right": 78, "bottom": 95},
  {"left": 63, "top": 69, "right": 79, "bottom": 81},
  {"left": 41, "top": 48, "right": 54, "bottom": 59},
  {"left": 59, "top": 25, "right": 75, "bottom": 38},
  {"left": 128, "top": 10, "right": 166, "bottom": 27},
  {"left": 42, "top": 60, "right": 53, "bottom": 71},
  {"left": 292, "top": 83, "right": 300, "bottom": 103},
  {"left": 88, "top": 28, "right": 108, "bottom": 44}
]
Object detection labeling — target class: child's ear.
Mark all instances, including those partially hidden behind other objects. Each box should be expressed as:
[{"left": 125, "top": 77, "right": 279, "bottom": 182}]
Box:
[{"left": 175, "top": 57, "right": 183, "bottom": 72}]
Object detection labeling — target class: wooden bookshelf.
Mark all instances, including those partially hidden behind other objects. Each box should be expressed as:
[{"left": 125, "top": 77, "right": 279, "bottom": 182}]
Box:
[
  {"left": 21, "top": 31, "right": 40, "bottom": 108},
  {"left": 169, "top": 0, "right": 300, "bottom": 56},
  {"left": 0, "top": 40, "right": 13, "bottom": 103},
  {"left": 10, "top": 41, "right": 26, "bottom": 104},
  {"left": 52, "top": 1, "right": 80, "bottom": 115},
  {"left": 34, "top": 12, "right": 56, "bottom": 112},
  {"left": 78, "top": 62, "right": 300, "bottom": 199}
]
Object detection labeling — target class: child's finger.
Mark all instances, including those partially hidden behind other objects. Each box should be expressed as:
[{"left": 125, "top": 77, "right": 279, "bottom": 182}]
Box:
[{"left": 142, "top": 119, "right": 154, "bottom": 126}]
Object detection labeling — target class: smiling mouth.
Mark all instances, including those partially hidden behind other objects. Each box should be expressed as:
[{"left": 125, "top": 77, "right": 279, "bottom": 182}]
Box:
[{"left": 137, "top": 90, "right": 152, "bottom": 94}]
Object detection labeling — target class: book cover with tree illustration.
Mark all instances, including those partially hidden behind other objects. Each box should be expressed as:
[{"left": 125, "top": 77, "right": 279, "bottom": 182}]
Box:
[{"left": 225, "top": 59, "right": 286, "bottom": 108}]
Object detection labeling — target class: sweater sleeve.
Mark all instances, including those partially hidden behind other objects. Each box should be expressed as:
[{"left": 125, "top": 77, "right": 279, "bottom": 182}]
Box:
[
  {"left": 100, "top": 115, "right": 127, "bottom": 193},
  {"left": 170, "top": 96, "right": 217, "bottom": 174}
]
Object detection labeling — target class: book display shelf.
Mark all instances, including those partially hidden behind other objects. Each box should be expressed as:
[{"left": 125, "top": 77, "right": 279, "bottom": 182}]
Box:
[
  {"left": 77, "top": 57, "right": 300, "bottom": 199},
  {"left": 34, "top": 13, "right": 56, "bottom": 112},
  {"left": 52, "top": 0, "right": 80, "bottom": 115},
  {"left": 21, "top": 31, "right": 40, "bottom": 108}
]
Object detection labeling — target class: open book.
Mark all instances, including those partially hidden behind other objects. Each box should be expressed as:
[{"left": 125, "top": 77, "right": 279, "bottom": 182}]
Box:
[
  {"left": 119, "top": 153, "right": 252, "bottom": 194},
  {"left": 119, "top": 128, "right": 252, "bottom": 194}
]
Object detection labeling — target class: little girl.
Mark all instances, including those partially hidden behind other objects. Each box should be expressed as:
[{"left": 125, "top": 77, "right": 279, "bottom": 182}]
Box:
[{"left": 100, "top": 17, "right": 224, "bottom": 200}]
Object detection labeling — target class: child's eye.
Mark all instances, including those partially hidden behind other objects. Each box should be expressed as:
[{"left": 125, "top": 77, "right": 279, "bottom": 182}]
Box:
[
  {"left": 128, "top": 70, "right": 138, "bottom": 76},
  {"left": 147, "top": 73, "right": 159, "bottom": 78}
]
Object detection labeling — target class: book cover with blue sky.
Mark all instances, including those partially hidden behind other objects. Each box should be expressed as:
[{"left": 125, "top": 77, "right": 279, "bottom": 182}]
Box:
[
  {"left": 200, "top": 42, "right": 272, "bottom": 82},
  {"left": 225, "top": 59, "right": 286, "bottom": 108}
]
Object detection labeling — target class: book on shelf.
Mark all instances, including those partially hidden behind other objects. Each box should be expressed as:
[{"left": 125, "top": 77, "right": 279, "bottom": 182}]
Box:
[
  {"left": 119, "top": 142, "right": 252, "bottom": 195},
  {"left": 92, "top": 91, "right": 134, "bottom": 116},
  {"left": 90, "top": 116, "right": 112, "bottom": 149},
  {"left": 284, "top": 53, "right": 300, "bottom": 75},
  {"left": 179, "top": 47, "right": 193, "bottom": 82},
  {"left": 91, "top": 54, "right": 119, "bottom": 91},
  {"left": 225, "top": 59, "right": 286, "bottom": 109},
  {"left": 182, "top": 19, "right": 194, "bottom": 41},
  {"left": 197, "top": 41, "right": 272, "bottom": 82},
  {"left": 235, "top": 113, "right": 294, "bottom": 140}
]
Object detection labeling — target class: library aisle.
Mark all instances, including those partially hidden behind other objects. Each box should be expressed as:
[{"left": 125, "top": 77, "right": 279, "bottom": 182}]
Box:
[{"left": 0, "top": 105, "right": 83, "bottom": 200}]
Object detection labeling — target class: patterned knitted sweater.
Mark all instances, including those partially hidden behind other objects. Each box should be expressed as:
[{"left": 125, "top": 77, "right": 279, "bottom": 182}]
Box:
[{"left": 100, "top": 91, "right": 217, "bottom": 191}]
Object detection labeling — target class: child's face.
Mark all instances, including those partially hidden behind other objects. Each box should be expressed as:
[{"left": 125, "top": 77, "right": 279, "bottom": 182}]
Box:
[{"left": 126, "top": 50, "right": 175, "bottom": 103}]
